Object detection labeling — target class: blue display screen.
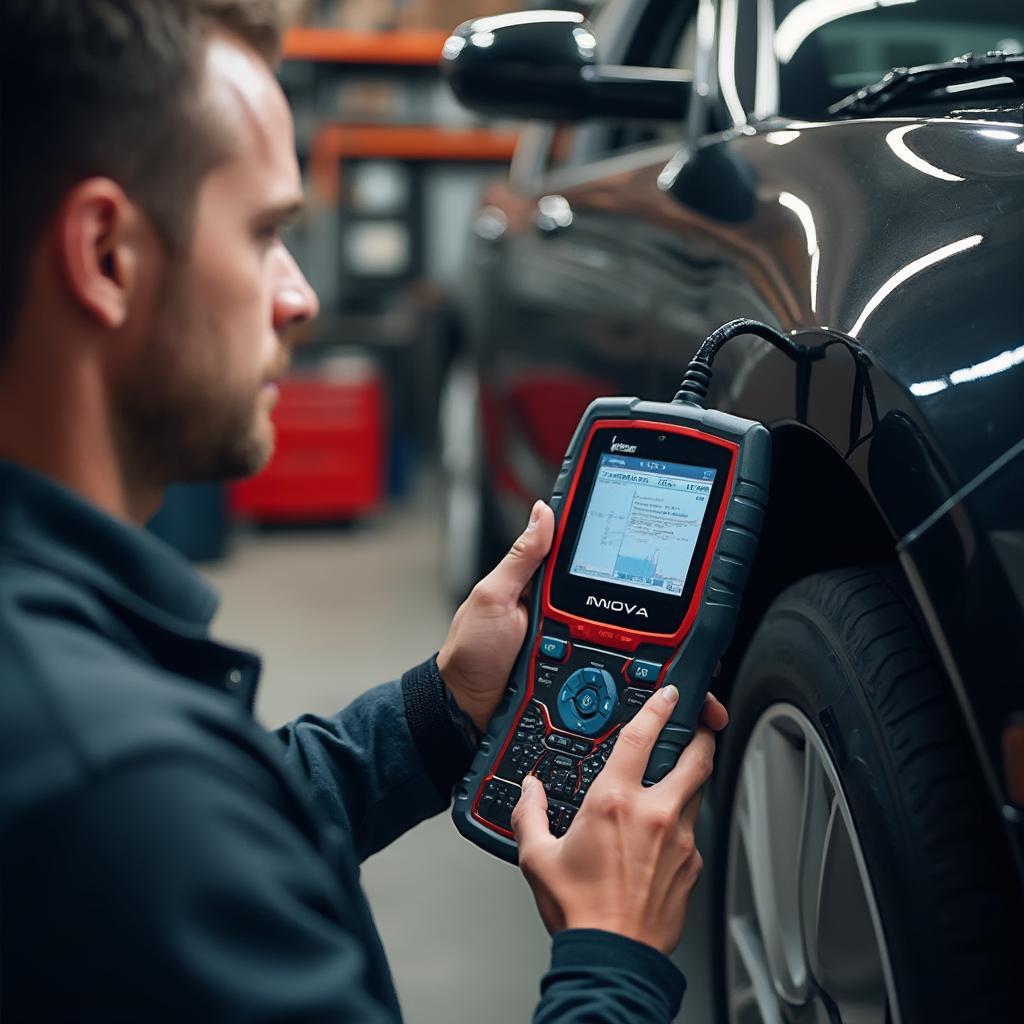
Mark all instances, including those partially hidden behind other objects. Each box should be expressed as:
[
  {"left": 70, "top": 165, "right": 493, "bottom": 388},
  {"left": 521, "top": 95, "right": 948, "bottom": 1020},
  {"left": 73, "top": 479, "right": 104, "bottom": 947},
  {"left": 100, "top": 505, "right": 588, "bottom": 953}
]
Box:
[{"left": 568, "top": 454, "right": 717, "bottom": 597}]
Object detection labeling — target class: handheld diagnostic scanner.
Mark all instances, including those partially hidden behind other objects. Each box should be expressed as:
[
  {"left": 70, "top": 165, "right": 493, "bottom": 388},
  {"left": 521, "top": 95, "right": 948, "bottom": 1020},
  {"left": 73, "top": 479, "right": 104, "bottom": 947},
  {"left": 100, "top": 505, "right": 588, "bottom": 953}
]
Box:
[{"left": 453, "top": 391, "right": 771, "bottom": 863}]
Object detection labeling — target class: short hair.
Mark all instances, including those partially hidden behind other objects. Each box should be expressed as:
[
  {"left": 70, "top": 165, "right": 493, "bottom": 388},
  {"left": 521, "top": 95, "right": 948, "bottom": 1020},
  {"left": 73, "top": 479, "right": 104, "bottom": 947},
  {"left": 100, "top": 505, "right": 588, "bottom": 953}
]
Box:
[{"left": 0, "top": 1, "right": 287, "bottom": 350}]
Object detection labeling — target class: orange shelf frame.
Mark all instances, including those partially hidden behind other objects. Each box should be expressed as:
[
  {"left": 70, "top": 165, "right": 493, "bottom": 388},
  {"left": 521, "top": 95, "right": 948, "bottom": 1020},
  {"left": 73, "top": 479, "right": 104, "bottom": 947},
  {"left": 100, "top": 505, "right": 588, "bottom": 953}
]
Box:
[
  {"left": 310, "top": 124, "right": 518, "bottom": 202},
  {"left": 283, "top": 28, "right": 451, "bottom": 65}
]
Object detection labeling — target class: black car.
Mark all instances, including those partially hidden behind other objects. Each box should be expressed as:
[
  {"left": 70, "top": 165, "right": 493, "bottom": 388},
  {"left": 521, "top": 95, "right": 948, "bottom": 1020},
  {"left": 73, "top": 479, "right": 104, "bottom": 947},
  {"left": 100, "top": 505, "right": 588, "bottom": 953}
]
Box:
[{"left": 438, "top": 2, "right": 1024, "bottom": 1021}]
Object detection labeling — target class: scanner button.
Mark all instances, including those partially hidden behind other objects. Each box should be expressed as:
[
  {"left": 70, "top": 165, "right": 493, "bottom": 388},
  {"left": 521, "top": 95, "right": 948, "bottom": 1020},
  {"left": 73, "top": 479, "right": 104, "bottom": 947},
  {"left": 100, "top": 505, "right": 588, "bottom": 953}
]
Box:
[
  {"left": 580, "top": 667, "right": 614, "bottom": 696},
  {"left": 557, "top": 671, "right": 617, "bottom": 735},
  {"left": 546, "top": 733, "right": 571, "bottom": 752},
  {"left": 628, "top": 659, "right": 663, "bottom": 684},
  {"left": 540, "top": 635, "right": 569, "bottom": 661},
  {"left": 565, "top": 670, "right": 589, "bottom": 695}
]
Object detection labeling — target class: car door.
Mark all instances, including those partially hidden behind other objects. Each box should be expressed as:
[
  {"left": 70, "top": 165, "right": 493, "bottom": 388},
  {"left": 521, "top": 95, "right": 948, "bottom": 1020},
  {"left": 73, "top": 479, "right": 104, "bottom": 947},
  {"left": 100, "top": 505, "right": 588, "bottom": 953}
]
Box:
[{"left": 637, "top": 0, "right": 1024, "bottom": 471}]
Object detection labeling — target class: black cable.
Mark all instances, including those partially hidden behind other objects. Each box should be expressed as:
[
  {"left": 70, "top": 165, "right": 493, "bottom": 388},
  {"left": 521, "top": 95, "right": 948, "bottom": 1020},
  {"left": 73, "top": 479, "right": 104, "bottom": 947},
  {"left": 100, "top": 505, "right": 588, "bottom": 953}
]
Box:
[
  {"left": 790, "top": 327, "right": 879, "bottom": 455},
  {"left": 672, "top": 319, "right": 818, "bottom": 408},
  {"left": 795, "top": 356, "right": 813, "bottom": 424},
  {"left": 672, "top": 319, "right": 875, "bottom": 457}
]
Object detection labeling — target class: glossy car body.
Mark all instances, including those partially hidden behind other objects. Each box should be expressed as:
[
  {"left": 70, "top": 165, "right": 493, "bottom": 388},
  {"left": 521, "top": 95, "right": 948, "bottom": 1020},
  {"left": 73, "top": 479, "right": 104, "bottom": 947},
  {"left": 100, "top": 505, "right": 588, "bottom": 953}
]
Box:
[{"left": 447, "top": 0, "right": 1024, "bottom": 891}]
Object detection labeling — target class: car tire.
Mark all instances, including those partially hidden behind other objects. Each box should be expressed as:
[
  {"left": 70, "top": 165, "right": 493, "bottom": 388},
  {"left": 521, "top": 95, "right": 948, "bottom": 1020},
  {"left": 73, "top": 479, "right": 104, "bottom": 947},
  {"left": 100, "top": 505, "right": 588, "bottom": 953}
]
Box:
[
  {"left": 711, "top": 566, "right": 1021, "bottom": 1024},
  {"left": 438, "top": 357, "right": 505, "bottom": 604}
]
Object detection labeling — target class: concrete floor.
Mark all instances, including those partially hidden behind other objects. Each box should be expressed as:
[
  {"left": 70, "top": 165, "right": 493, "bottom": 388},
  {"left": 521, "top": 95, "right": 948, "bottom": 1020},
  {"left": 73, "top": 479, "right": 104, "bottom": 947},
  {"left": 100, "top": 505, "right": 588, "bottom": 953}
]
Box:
[{"left": 202, "top": 481, "right": 712, "bottom": 1023}]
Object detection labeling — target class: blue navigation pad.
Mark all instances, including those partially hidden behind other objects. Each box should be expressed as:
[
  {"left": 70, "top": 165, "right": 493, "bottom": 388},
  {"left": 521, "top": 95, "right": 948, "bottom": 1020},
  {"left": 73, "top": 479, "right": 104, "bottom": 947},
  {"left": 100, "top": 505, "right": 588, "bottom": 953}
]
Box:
[{"left": 568, "top": 454, "right": 717, "bottom": 597}]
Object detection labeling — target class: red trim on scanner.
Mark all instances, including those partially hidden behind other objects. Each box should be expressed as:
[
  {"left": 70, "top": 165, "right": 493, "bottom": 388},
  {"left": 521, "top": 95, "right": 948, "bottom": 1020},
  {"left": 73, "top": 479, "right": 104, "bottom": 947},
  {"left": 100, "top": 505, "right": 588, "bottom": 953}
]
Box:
[{"left": 471, "top": 417, "right": 738, "bottom": 837}]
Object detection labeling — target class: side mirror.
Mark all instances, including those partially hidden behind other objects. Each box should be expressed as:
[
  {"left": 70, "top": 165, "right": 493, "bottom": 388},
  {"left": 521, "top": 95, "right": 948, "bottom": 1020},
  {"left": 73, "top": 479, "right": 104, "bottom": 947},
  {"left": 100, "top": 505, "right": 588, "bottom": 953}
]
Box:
[{"left": 441, "top": 10, "right": 691, "bottom": 122}]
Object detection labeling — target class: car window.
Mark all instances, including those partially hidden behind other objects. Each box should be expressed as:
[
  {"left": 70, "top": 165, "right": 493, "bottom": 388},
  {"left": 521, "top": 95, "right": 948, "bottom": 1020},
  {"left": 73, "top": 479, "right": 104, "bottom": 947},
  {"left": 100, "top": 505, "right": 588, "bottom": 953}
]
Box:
[
  {"left": 774, "top": 0, "right": 1024, "bottom": 121},
  {"left": 543, "top": 0, "right": 700, "bottom": 175}
]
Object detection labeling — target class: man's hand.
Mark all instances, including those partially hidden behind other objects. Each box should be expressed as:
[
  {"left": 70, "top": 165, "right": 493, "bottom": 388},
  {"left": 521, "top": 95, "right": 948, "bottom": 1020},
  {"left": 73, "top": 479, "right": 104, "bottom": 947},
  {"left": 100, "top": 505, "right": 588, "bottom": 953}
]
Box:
[
  {"left": 437, "top": 501, "right": 555, "bottom": 732},
  {"left": 512, "top": 687, "right": 728, "bottom": 955}
]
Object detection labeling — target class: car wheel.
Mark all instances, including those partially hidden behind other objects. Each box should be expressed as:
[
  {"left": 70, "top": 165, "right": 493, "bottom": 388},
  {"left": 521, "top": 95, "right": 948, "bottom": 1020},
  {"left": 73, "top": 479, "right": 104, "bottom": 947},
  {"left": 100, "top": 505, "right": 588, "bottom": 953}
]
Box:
[
  {"left": 438, "top": 357, "right": 504, "bottom": 603},
  {"left": 712, "top": 567, "right": 1020, "bottom": 1024}
]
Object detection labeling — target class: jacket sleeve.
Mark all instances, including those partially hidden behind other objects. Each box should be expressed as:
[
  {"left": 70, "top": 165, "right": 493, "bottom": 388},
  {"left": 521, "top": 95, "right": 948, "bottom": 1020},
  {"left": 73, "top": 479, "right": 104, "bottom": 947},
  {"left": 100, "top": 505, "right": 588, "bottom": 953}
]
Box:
[
  {"left": 534, "top": 930, "right": 687, "bottom": 1023},
  {"left": 273, "top": 657, "right": 475, "bottom": 860},
  {"left": 0, "top": 753, "right": 402, "bottom": 1024}
]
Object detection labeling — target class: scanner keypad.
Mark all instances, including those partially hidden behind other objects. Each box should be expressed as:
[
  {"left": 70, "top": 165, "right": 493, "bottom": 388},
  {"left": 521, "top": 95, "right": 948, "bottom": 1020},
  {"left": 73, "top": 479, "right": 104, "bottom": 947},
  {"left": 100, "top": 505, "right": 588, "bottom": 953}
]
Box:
[
  {"left": 475, "top": 628, "right": 672, "bottom": 838},
  {"left": 499, "top": 703, "right": 546, "bottom": 782}
]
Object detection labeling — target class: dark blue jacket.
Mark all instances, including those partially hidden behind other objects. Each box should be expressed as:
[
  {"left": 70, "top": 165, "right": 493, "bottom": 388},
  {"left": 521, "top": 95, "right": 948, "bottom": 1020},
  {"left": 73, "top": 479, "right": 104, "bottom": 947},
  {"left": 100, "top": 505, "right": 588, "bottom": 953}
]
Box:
[{"left": 0, "top": 460, "right": 685, "bottom": 1022}]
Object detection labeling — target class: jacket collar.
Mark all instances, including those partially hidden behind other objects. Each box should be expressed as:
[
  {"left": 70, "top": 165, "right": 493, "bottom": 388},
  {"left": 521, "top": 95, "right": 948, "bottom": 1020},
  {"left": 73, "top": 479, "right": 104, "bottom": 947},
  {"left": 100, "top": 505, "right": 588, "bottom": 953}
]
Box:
[{"left": 0, "top": 460, "right": 219, "bottom": 633}]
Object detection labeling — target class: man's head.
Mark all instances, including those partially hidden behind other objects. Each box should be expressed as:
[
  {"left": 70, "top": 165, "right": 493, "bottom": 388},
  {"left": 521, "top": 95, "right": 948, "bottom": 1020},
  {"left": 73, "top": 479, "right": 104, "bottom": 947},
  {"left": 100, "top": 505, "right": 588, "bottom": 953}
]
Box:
[{"left": 0, "top": 1, "right": 318, "bottom": 513}]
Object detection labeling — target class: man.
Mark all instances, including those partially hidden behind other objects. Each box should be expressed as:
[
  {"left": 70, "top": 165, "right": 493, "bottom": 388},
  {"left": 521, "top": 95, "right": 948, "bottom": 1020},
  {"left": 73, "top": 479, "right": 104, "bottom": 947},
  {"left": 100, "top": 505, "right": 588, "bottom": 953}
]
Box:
[{"left": 0, "top": 2, "right": 726, "bottom": 1020}]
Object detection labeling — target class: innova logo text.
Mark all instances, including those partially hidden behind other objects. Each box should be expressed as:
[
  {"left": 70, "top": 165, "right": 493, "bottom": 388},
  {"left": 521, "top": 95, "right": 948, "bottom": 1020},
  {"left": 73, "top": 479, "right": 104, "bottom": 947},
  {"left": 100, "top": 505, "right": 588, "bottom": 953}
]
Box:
[{"left": 587, "top": 596, "right": 649, "bottom": 618}]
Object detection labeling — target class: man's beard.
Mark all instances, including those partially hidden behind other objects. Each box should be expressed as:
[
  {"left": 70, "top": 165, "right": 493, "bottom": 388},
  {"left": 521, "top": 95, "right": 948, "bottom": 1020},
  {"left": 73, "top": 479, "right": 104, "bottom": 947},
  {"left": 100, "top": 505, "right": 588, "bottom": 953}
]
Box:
[
  {"left": 120, "top": 368, "right": 272, "bottom": 484},
  {"left": 114, "top": 272, "right": 278, "bottom": 487}
]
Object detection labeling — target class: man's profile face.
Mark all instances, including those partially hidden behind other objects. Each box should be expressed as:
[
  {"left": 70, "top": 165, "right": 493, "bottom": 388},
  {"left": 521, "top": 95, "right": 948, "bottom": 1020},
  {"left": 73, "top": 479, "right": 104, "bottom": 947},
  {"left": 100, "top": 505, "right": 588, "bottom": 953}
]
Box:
[{"left": 118, "top": 32, "right": 318, "bottom": 484}]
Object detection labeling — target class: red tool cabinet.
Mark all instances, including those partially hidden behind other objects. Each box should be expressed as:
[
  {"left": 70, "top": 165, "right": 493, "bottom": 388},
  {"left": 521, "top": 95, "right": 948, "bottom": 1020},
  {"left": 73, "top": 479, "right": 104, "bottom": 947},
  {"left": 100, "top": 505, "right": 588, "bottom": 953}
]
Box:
[{"left": 230, "top": 356, "right": 385, "bottom": 522}]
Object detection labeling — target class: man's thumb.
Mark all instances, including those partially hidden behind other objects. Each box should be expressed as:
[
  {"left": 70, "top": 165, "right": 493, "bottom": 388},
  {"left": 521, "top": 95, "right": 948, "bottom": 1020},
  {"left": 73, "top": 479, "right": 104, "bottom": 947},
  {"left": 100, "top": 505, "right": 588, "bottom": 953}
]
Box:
[
  {"left": 492, "top": 501, "right": 554, "bottom": 600},
  {"left": 511, "top": 774, "right": 550, "bottom": 849}
]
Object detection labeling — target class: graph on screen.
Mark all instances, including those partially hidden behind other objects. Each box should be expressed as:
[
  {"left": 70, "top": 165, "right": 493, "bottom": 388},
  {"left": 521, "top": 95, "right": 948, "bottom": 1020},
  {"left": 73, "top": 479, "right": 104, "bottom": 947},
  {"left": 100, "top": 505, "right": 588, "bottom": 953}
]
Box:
[{"left": 570, "top": 454, "right": 716, "bottom": 597}]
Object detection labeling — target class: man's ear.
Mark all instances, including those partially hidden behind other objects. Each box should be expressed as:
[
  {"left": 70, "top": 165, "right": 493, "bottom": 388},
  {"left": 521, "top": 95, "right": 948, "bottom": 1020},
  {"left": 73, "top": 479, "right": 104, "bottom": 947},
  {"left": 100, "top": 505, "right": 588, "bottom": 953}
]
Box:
[{"left": 56, "top": 178, "right": 152, "bottom": 330}]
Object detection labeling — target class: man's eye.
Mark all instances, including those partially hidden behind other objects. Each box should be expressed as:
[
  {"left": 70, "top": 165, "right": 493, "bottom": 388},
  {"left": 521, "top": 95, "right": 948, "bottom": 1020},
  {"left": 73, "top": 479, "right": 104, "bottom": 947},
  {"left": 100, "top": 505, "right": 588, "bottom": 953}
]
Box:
[{"left": 257, "top": 224, "right": 282, "bottom": 243}]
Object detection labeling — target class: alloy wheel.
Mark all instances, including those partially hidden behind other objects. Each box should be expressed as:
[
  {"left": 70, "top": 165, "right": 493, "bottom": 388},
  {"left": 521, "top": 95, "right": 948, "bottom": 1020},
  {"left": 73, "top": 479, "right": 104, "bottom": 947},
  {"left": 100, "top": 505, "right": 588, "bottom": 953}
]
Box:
[{"left": 725, "top": 703, "right": 901, "bottom": 1024}]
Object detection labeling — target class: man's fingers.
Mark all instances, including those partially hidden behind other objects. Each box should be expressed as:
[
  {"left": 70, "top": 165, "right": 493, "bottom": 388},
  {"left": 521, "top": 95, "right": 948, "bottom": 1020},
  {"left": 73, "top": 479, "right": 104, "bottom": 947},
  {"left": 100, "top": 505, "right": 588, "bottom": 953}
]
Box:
[
  {"left": 699, "top": 692, "right": 729, "bottom": 732},
  {"left": 480, "top": 501, "right": 555, "bottom": 604},
  {"left": 652, "top": 726, "right": 716, "bottom": 809},
  {"left": 511, "top": 775, "right": 553, "bottom": 855},
  {"left": 679, "top": 785, "right": 704, "bottom": 829},
  {"left": 602, "top": 684, "right": 680, "bottom": 782}
]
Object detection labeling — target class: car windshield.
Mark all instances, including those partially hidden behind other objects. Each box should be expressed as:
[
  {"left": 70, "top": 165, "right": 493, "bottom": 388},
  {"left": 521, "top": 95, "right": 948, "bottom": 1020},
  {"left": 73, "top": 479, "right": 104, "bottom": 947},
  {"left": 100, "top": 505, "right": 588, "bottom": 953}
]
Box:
[{"left": 773, "top": 0, "right": 1024, "bottom": 119}]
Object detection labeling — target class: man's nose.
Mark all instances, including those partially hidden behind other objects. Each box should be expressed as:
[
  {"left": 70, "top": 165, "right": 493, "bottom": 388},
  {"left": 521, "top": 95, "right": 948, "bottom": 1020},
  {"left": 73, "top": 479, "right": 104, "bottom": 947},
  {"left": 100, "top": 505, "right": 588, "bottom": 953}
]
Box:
[{"left": 273, "top": 246, "right": 320, "bottom": 332}]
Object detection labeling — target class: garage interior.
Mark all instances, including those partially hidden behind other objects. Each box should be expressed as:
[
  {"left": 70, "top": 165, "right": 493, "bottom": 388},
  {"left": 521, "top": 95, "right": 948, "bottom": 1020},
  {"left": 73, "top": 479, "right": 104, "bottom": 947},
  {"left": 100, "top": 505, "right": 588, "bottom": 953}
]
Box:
[{"left": 54, "top": 0, "right": 1015, "bottom": 1019}]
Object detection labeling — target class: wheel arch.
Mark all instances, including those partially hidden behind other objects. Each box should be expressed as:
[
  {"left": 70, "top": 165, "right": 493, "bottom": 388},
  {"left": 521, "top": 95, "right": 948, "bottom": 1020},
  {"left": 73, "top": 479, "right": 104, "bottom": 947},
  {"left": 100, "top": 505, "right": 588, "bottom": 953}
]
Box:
[{"left": 718, "top": 421, "right": 898, "bottom": 697}]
